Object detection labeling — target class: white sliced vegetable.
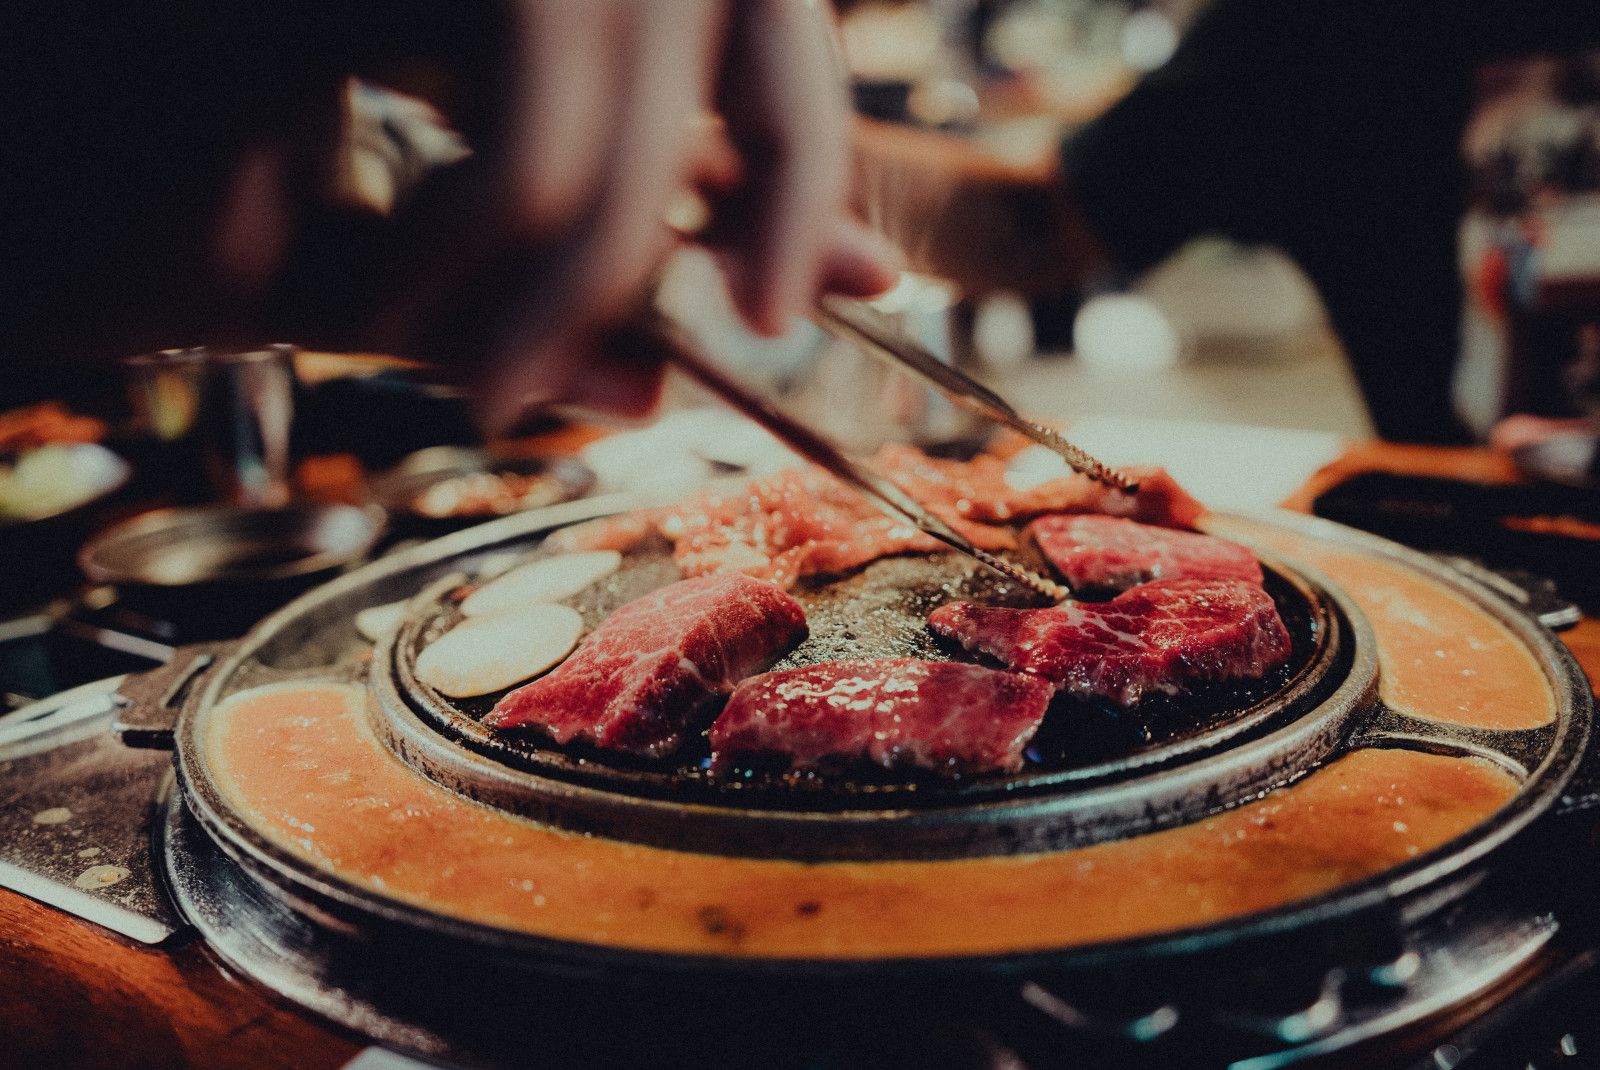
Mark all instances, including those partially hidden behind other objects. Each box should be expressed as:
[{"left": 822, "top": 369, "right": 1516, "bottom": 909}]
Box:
[
  {"left": 415, "top": 603, "right": 584, "bottom": 697},
  {"left": 354, "top": 600, "right": 409, "bottom": 642},
  {"left": 473, "top": 551, "right": 525, "bottom": 581},
  {"left": 460, "top": 550, "right": 622, "bottom": 617}
]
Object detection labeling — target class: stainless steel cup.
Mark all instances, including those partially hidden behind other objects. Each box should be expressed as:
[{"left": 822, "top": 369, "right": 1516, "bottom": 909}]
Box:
[
  {"left": 124, "top": 344, "right": 297, "bottom": 508},
  {"left": 124, "top": 347, "right": 209, "bottom": 443}
]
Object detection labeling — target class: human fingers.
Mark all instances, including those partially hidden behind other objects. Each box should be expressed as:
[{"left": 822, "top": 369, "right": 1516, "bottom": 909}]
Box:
[
  {"left": 684, "top": 112, "right": 897, "bottom": 301},
  {"left": 476, "top": 216, "right": 899, "bottom": 432},
  {"left": 817, "top": 215, "right": 903, "bottom": 298},
  {"left": 561, "top": 0, "right": 726, "bottom": 319},
  {"left": 503, "top": 0, "right": 625, "bottom": 234},
  {"left": 713, "top": 0, "right": 852, "bottom": 335},
  {"left": 473, "top": 0, "right": 725, "bottom": 432}
]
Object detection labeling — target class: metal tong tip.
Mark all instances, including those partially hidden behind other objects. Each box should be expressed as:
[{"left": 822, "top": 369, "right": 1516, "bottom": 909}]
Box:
[
  {"left": 1018, "top": 420, "right": 1139, "bottom": 493},
  {"left": 633, "top": 313, "right": 1071, "bottom": 602},
  {"left": 815, "top": 296, "right": 1137, "bottom": 494}
]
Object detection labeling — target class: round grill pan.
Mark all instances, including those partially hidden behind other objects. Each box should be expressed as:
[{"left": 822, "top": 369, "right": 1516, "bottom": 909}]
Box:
[
  {"left": 369, "top": 540, "right": 1365, "bottom": 859},
  {"left": 158, "top": 501, "right": 1592, "bottom": 985}
]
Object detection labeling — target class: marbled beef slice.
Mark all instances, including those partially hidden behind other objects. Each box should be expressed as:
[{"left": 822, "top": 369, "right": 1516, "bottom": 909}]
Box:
[
  {"left": 1029, "top": 514, "right": 1263, "bottom": 593},
  {"left": 929, "top": 578, "right": 1290, "bottom": 708},
  {"left": 708, "top": 658, "right": 1056, "bottom": 775},
  {"left": 483, "top": 573, "right": 807, "bottom": 758}
]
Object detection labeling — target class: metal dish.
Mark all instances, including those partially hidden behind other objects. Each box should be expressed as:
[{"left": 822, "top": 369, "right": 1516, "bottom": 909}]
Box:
[
  {"left": 368, "top": 446, "right": 594, "bottom": 538},
  {"left": 58, "top": 494, "right": 1584, "bottom": 1068},
  {"left": 372, "top": 544, "right": 1362, "bottom": 860},
  {"left": 76, "top": 503, "right": 385, "bottom": 638},
  {"left": 78, "top": 503, "right": 384, "bottom": 587}
]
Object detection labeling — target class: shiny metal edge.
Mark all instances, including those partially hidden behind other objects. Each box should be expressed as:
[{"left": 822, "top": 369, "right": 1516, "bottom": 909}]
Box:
[{"left": 0, "top": 857, "right": 173, "bottom": 944}]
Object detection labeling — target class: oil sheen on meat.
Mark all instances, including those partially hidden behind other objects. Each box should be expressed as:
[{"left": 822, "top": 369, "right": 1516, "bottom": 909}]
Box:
[
  {"left": 708, "top": 658, "right": 1056, "bottom": 775},
  {"left": 484, "top": 573, "right": 807, "bottom": 757},
  {"left": 929, "top": 578, "right": 1291, "bottom": 707},
  {"left": 1029, "top": 515, "right": 1263, "bottom": 593}
]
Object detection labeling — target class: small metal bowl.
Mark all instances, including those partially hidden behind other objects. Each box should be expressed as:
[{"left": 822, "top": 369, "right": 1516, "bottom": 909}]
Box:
[
  {"left": 77, "top": 504, "right": 386, "bottom": 639},
  {"left": 79, "top": 504, "right": 385, "bottom": 587},
  {"left": 369, "top": 446, "right": 594, "bottom": 539}
]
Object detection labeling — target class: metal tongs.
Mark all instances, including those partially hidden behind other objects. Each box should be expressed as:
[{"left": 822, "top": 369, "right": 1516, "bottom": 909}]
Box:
[
  {"left": 815, "top": 295, "right": 1138, "bottom": 493},
  {"left": 623, "top": 308, "right": 1127, "bottom": 602}
]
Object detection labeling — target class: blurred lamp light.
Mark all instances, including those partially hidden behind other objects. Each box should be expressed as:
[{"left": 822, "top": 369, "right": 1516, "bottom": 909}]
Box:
[
  {"left": 908, "top": 78, "right": 981, "bottom": 128},
  {"left": 1073, "top": 294, "right": 1181, "bottom": 373},
  {"left": 1121, "top": 10, "right": 1179, "bottom": 72},
  {"left": 973, "top": 291, "right": 1035, "bottom": 370}
]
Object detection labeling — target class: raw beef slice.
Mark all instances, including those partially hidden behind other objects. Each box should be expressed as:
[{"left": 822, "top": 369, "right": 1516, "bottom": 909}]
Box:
[
  {"left": 929, "top": 578, "right": 1290, "bottom": 707},
  {"left": 1029, "top": 514, "right": 1263, "bottom": 593},
  {"left": 708, "top": 658, "right": 1055, "bottom": 775},
  {"left": 484, "top": 573, "right": 807, "bottom": 758}
]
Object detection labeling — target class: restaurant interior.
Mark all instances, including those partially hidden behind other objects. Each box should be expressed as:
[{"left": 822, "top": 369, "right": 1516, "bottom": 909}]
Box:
[{"left": 3, "top": 2, "right": 1600, "bottom": 1068}]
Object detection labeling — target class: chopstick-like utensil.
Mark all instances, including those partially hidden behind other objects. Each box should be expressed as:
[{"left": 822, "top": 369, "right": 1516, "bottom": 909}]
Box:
[
  {"left": 615, "top": 314, "right": 1070, "bottom": 601},
  {"left": 815, "top": 294, "right": 1137, "bottom": 492}
]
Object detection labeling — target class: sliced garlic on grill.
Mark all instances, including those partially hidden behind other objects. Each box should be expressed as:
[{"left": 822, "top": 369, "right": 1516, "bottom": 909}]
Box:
[
  {"left": 354, "top": 600, "right": 408, "bottom": 642},
  {"left": 460, "top": 550, "right": 621, "bottom": 617},
  {"left": 416, "top": 603, "right": 584, "bottom": 697}
]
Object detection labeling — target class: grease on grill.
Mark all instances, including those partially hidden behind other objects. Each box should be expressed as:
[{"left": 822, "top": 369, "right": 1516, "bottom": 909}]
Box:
[{"left": 403, "top": 531, "right": 1321, "bottom": 808}]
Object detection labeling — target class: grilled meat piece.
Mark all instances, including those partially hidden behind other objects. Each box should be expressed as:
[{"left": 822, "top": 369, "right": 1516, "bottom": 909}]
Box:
[
  {"left": 657, "top": 449, "right": 1205, "bottom": 590},
  {"left": 874, "top": 446, "right": 1205, "bottom": 529},
  {"left": 660, "top": 466, "right": 1014, "bottom": 590},
  {"left": 484, "top": 573, "right": 807, "bottom": 758},
  {"left": 929, "top": 578, "right": 1290, "bottom": 707},
  {"left": 708, "top": 658, "right": 1055, "bottom": 775},
  {"left": 1030, "top": 515, "right": 1263, "bottom": 594}
]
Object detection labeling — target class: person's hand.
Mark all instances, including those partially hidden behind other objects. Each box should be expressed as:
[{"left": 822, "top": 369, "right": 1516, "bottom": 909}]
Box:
[{"left": 386, "top": 0, "right": 899, "bottom": 431}]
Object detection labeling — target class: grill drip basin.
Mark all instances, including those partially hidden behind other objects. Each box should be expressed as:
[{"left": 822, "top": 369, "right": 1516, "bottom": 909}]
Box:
[
  {"left": 367, "top": 540, "right": 1372, "bottom": 861},
  {"left": 151, "top": 503, "right": 1597, "bottom": 1066}
]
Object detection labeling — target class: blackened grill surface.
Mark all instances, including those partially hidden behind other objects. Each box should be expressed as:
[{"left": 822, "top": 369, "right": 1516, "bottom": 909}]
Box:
[{"left": 394, "top": 533, "right": 1331, "bottom": 811}]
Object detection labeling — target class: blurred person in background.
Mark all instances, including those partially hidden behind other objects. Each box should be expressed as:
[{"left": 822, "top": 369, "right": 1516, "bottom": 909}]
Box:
[
  {"left": 856, "top": 0, "right": 1600, "bottom": 446},
  {"left": 0, "top": 0, "right": 898, "bottom": 429}
]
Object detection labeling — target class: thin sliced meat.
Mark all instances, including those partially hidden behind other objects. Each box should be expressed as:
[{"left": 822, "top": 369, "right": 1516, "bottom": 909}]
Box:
[
  {"left": 1030, "top": 515, "right": 1263, "bottom": 593},
  {"left": 661, "top": 467, "right": 993, "bottom": 589},
  {"left": 708, "top": 658, "right": 1055, "bottom": 775},
  {"left": 484, "top": 574, "right": 807, "bottom": 758},
  {"left": 873, "top": 446, "right": 1204, "bottom": 530},
  {"left": 928, "top": 578, "right": 1290, "bottom": 707},
  {"left": 1085, "top": 466, "right": 1207, "bottom": 530},
  {"left": 872, "top": 445, "right": 1044, "bottom": 524},
  {"left": 543, "top": 509, "right": 665, "bottom": 554},
  {"left": 656, "top": 449, "right": 1206, "bottom": 589}
]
